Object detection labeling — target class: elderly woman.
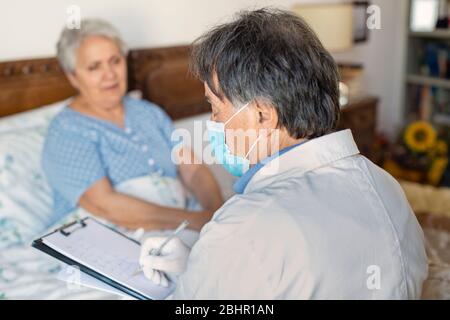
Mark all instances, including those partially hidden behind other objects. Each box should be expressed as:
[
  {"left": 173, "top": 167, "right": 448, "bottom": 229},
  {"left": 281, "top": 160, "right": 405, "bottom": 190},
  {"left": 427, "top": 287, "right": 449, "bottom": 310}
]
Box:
[
  {"left": 42, "top": 19, "right": 223, "bottom": 231},
  {"left": 139, "top": 9, "right": 428, "bottom": 299}
]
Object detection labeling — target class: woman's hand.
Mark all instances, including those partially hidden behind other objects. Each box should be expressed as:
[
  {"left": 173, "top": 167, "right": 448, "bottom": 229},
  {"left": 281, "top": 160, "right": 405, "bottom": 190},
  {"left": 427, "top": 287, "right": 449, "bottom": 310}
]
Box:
[
  {"left": 177, "top": 147, "right": 224, "bottom": 213},
  {"left": 78, "top": 145, "right": 224, "bottom": 232},
  {"left": 78, "top": 177, "right": 216, "bottom": 231},
  {"left": 188, "top": 210, "right": 215, "bottom": 231}
]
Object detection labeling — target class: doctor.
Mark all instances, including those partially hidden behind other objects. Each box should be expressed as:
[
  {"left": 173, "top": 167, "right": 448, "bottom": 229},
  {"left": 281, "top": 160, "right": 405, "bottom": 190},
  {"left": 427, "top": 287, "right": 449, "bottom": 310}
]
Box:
[{"left": 140, "top": 8, "right": 428, "bottom": 299}]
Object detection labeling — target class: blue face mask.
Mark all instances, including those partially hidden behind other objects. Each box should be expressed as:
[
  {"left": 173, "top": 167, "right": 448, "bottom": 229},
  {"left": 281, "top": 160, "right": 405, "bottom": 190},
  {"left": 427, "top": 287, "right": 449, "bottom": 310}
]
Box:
[{"left": 206, "top": 103, "right": 260, "bottom": 177}]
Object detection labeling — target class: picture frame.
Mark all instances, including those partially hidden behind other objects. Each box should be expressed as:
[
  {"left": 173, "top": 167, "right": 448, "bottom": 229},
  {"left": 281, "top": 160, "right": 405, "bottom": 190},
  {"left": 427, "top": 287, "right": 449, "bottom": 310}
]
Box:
[{"left": 353, "top": 1, "right": 370, "bottom": 43}]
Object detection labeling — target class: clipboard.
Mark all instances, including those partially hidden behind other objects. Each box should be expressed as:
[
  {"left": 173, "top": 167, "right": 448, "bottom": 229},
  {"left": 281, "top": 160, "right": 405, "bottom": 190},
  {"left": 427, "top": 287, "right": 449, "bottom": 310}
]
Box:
[{"left": 32, "top": 217, "right": 175, "bottom": 300}]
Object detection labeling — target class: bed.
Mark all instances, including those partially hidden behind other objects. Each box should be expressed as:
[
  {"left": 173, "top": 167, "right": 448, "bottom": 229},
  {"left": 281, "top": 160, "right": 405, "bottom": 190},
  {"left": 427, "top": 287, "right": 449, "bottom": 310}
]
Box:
[
  {"left": 0, "top": 45, "right": 236, "bottom": 300},
  {"left": 0, "top": 45, "right": 448, "bottom": 299}
]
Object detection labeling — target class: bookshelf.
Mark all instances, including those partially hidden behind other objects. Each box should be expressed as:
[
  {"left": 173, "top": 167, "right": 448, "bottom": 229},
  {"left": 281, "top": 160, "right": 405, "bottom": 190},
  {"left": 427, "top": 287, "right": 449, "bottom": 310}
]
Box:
[
  {"left": 406, "top": 74, "right": 450, "bottom": 89},
  {"left": 409, "top": 30, "right": 450, "bottom": 39},
  {"left": 403, "top": 0, "right": 450, "bottom": 128}
]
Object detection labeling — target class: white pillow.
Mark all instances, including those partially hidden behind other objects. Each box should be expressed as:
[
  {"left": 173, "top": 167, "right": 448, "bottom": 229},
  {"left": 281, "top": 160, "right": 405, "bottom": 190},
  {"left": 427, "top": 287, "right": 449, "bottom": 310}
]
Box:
[
  {"left": 0, "top": 126, "right": 53, "bottom": 249},
  {"left": 0, "top": 99, "right": 69, "bottom": 134}
]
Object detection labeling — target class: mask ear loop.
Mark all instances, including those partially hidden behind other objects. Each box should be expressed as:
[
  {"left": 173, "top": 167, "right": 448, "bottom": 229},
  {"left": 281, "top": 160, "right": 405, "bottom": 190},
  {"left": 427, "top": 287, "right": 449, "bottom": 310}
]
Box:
[
  {"left": 223, "top": 101, "right": 255, "bottom": 160},
  {"left": 224, "top": 102, "right": 250, "bottom": 126},
  {"left": 244, "top": 132, "right": 262, "bottom": 161},
  {"left": 239, "top": 101, "right": 264, "bottom": 161}
]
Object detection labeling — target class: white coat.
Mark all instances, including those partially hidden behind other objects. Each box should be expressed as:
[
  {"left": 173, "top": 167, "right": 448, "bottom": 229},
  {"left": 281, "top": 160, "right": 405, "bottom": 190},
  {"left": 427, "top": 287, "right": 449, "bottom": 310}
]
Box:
[{"left": 172, "top": 129, "right": 428, "bottom": 299}]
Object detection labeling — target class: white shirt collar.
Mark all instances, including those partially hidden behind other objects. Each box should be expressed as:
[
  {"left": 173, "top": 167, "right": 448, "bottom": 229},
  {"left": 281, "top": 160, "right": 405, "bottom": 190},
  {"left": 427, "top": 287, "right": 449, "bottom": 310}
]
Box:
[{"left": 246, "top": 129, "right": 360, "bottom": 193}]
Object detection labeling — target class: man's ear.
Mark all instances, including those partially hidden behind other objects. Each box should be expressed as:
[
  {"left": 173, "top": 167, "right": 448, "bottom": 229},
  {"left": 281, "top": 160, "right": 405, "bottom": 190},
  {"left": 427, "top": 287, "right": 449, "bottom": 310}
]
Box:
[
  {"left": 66, "top": 72, "right": 79, "bottom": 90},
  {"left": 254, "top": 100, "right": 278, "bottom": 129}
]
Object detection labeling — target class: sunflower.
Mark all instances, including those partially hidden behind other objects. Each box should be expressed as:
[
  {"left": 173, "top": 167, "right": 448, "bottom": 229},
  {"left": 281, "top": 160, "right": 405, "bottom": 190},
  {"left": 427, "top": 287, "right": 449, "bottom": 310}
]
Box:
[
  {"left": 404, "top": 121, "right": 437, "bottom": 153},
  {"left": 434, "top": 139, "right": 448, "bottom": 156},
  {"left": 427, "top": 139, "right": 448, "bottom": 158},
  {"left": 427, "top": 157, "right": 449, "bottom": 186}
]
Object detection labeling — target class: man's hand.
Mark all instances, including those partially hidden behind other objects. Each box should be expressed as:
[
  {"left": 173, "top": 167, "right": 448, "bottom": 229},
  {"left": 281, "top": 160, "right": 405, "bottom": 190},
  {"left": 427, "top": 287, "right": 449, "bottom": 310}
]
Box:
[{"left": 139, "top": 237, "right": 191, "bottom": 287}]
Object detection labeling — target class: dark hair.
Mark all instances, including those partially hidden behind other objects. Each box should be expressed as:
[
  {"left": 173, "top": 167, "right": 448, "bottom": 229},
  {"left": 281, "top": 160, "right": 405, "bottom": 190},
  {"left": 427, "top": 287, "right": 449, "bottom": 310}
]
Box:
[{"left": 190, "top": 8, "right": 340, "bottom": 139}]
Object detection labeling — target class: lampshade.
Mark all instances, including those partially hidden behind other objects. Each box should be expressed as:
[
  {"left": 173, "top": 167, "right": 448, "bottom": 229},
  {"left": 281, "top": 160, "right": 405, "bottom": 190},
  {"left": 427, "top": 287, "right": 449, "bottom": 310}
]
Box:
[{"left": 291, "top": 3, "right": 353, "bottom": 52}]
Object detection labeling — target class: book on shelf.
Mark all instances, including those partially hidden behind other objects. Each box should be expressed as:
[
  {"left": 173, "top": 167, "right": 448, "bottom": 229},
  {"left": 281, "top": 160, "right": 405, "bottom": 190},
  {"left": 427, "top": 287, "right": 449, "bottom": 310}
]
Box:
[{"left": 408, "top": 83, "right": 450, "bottom": 125}]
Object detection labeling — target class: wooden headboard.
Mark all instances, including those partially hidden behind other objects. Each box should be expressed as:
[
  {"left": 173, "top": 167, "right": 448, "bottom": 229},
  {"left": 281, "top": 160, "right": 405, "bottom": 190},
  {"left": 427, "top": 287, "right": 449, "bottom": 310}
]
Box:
[{"left": 0, "top": 45, "right": 209, "bottom": 120}]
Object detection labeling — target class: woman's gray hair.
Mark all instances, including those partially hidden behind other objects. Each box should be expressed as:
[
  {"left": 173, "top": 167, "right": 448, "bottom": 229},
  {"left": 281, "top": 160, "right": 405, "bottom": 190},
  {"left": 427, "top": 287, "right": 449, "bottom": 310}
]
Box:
[{"left": 56, "top": 19, "right": 128, "bottom": 73}]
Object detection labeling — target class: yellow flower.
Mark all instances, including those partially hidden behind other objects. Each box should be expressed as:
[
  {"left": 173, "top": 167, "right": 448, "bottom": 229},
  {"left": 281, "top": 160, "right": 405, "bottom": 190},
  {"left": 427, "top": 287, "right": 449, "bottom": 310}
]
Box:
[
  {"left": 404, "top": 121, "right": 437, "bottom": 153},
  {"left": 434, "top": 139, "right": 448, "bottom": 156},
  {"left": 428, "top": 139, "right": 449, "bottom": 159},
  {"left": 427, "top": 157, "right": 449, "bottom": 186}
]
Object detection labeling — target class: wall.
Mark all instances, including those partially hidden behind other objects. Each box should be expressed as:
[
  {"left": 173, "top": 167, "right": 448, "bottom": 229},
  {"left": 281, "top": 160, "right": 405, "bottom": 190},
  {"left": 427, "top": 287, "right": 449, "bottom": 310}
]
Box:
[
  {"left": 0, "top": 0, "right": 407, "bottom": 138},
  {"left": 334, "top": 0, "right": 408, "bottom": 138},
  {"left": 1, "top": 0, "right": 300, "bottom": 60}
]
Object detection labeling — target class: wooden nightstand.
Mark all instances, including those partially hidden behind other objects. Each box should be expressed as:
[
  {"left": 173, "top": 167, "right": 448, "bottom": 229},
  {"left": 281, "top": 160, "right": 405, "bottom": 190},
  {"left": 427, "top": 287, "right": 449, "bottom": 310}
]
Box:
[{"left": 337, "top": 96, "right": 379, "bottom": 161}]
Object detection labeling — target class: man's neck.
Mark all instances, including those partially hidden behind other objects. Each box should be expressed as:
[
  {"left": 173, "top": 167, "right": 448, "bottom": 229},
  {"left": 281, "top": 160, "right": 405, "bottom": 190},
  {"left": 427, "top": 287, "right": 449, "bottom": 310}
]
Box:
[
  {"left": 251, "top": 130, "right": 307, "bottom": 165},
  {"left": 278, "top": 136, "right": 306, "bottom": 153},
  {"left": 270, "top": 129, "right": 306, "bottom": 156}
]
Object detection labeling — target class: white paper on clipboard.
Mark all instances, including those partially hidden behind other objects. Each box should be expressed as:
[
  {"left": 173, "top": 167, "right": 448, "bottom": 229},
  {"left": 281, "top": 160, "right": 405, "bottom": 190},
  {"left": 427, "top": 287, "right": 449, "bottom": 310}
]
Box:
[
  {"left": 57, "top": 267, "right": 132, "bottom": 299},
  {"left": 41, "top": 218, "right": 175, "bottom": 300}
]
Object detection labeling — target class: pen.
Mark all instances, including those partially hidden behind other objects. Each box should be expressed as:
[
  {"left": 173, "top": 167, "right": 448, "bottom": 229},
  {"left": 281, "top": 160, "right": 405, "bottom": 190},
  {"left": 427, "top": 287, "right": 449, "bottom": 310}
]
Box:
[{"left": 132, "top": 220, "right": 189, "bottom": 276}]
